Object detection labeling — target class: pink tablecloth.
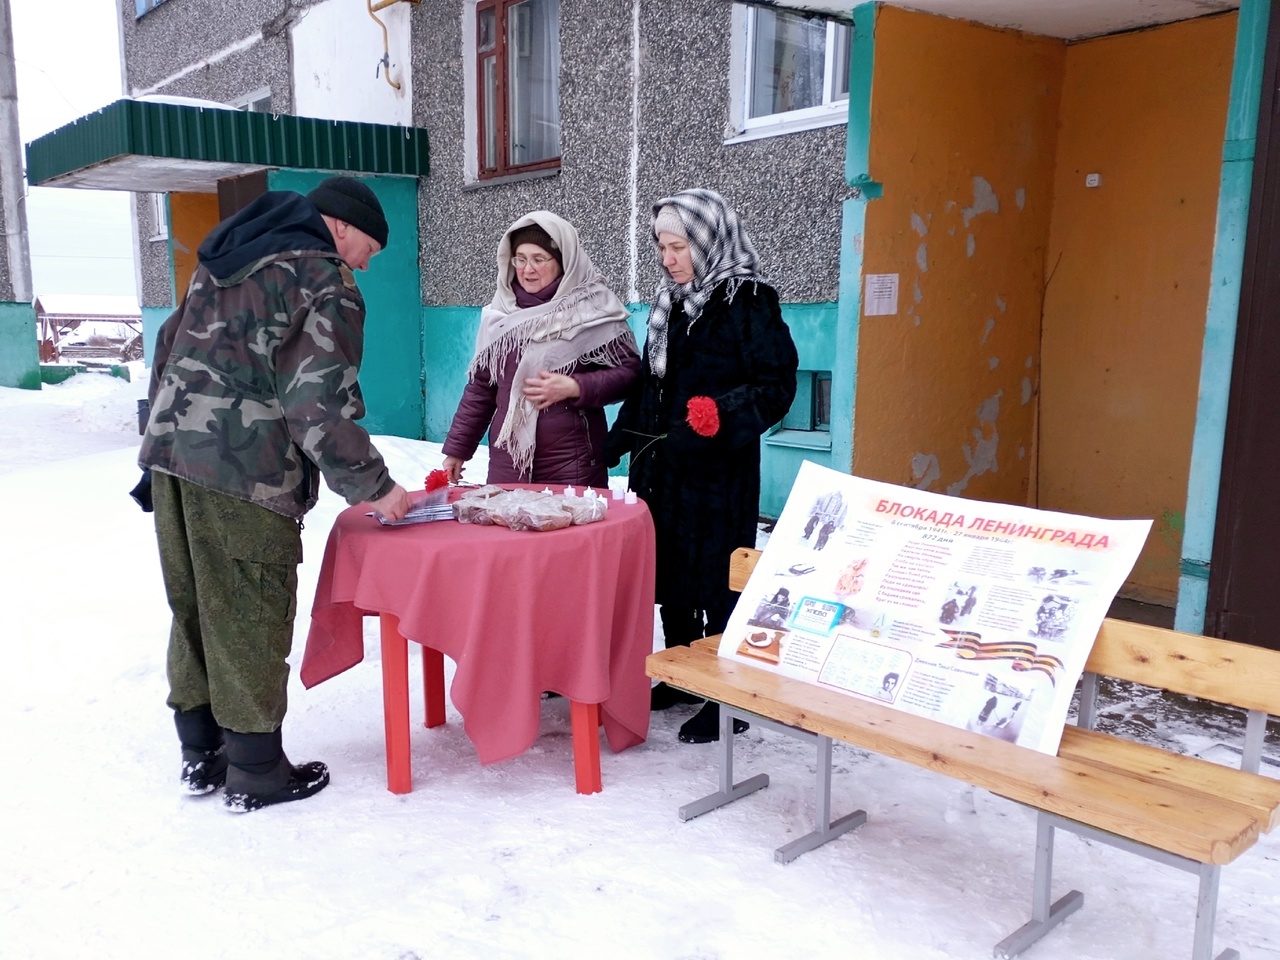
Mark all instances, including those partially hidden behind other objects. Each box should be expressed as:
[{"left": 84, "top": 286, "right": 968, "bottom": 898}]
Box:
[{"left": 301, "top": 491, "right": 656, "bottom": 764}]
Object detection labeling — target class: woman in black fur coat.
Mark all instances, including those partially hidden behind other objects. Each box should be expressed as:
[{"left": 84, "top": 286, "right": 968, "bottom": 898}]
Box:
[{"left": 607, "top": 189, "right": 798, "bottom": 743}]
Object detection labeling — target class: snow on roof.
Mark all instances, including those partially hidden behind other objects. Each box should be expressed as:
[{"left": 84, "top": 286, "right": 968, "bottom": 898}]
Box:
[{"left": 34, "top": 294, "right": 141, "bottom": 318}]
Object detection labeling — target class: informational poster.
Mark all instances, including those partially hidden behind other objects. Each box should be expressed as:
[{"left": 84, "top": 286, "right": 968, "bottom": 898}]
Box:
[{"left": 719, "top": 462, "right": 1152, "bottom": 754}]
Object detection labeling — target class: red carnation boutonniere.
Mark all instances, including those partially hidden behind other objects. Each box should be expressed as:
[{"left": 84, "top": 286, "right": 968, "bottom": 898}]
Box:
[
  {"left": 685, "top": 396, "right": 720, "bottom": 437},
  {"left": 424, "top": 469, "right": 450, "bottom": 493}
]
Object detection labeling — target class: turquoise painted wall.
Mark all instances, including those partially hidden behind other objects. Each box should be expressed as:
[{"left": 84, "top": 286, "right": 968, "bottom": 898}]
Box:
[
  {"left": 140, "top": 305, "right": 172, "bottom": 366},
  {"left": 762, "top": 301, "right": 841, "bottom": 514},
  {"left": 424, "top": 304, "right": 483, "bottom": 441},
  {"left": 1176, "top": 0, "right": 1273, "bottom": 632},
  {"left": 268, "top": 170, "right": 424, "bottom": 439},
  {"left": 0, "top": 301, "right": 40, "bottom": 389},
  {"left": 832, "top": 3, "right": 877, "bottom": 481}
]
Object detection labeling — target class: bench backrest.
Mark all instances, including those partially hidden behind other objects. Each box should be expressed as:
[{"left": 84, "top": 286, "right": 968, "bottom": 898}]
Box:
[{"left": 1086, "top": 618, "right": 1280, "bottom": 717}]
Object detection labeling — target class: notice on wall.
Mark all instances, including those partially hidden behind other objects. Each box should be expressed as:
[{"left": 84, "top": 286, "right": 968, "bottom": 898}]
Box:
[
  {"left": 719, "top": 462, "right": 1151, "bottom": 754},
  {"left": 863, "top": 273, "right": 899, "bottom": 316}
]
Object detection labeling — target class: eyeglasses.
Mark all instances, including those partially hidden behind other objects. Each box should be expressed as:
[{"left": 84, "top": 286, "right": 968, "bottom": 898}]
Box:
[{"left": 513, "top": 255, "right": 556, "bottom": 269}]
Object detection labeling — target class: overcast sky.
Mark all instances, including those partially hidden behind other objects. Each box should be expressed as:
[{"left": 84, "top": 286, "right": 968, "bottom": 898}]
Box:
[{"left": 10, "top": 0, "right": 136, "bottom": 300}]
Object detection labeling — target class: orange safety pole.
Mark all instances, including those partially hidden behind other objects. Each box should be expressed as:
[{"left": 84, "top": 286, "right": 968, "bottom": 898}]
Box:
[
  {"left": 421, "top": 646, "right": 446, "bottom": 729},
  {"left": 569, "top": 700, "right": 602, "bottom": 795},
  {"left": 379, "top": 613, "right": 413, "bottom": 793}
]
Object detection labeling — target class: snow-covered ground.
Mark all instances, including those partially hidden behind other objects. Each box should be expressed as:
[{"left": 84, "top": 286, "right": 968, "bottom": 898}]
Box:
[{"left": 4, "top": 373, "right": 1279, "bottom": 960}]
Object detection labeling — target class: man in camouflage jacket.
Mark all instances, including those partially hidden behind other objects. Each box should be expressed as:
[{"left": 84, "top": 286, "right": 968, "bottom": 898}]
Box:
[{"left": 139, "top": 176, "right": 412, "bottom": 812}]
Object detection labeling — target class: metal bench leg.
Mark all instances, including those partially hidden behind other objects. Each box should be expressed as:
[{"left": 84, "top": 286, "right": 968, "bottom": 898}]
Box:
[
  {"left": 1194, "top": 863, "right": 1239, "bottom": 960},
  {"left": 994, "top": 814, "right": 1083, "bottom": 958},
  {"left": 775, "top": 734, "right": 867, "bottom": 864},
  {"left": 678, "top": 705, "right": 768, "bottom": 821}
]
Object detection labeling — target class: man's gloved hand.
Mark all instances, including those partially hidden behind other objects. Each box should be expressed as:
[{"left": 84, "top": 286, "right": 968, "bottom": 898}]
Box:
[{"left": 130, "top": 469, "right": 153, "bottom": 513}]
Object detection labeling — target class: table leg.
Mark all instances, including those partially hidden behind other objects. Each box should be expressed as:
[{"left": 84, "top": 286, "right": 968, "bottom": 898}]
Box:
[
  {"left": 570, "top": 700, "right": 602, "bottom": 795},
  {"left": 422, "top": 646, "right": 446, "bottom": 729},
  {"left": 379, "top": 613, "right": 412, "bottom": 794}
]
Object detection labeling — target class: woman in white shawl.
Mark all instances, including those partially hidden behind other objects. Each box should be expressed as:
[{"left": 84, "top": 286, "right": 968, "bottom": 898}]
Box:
[{"left": 441, "top": 211, "right": 641, "bottom": 486}]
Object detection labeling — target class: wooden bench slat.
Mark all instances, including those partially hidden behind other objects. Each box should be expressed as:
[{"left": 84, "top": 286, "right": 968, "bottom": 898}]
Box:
[
  {"left": 1086, "top": 619, "right": 1280, "bottom": 716},
  {"left": 1058, "top": 724, "right": 1280, "bottom": 832},
  {"left": 648, "top": 644, "right": 1262, "bottom": 865}
]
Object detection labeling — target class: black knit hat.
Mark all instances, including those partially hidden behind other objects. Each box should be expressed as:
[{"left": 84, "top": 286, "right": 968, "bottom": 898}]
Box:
[
  {"left": 307, "top": 176, "right": 389, "bottom": 249},
  {"left": 509, "top": 223, "right": 562, "bottom": 266}
]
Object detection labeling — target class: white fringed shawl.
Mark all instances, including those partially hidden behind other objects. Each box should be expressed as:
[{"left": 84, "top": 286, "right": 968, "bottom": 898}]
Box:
[{"left": 469, "top": 211, "right": 635, "bottom": 477}]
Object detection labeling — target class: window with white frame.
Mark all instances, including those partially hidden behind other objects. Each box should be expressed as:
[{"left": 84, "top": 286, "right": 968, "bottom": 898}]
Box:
[
  {"left": 234, "top": 88, "right": 274, "bottom": 113},
  {"left": 475, "top": 0, "right": 561, "bottom": 179},
  {"left": 729, "top": 4, "right": 851, "bottom": 141},
  {"left": 134, "top": 0, "right": 170, "bottom": 17}
]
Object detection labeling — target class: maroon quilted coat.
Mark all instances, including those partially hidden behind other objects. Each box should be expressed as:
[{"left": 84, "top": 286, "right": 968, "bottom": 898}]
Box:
[{"left": 442, "top": 343, "right": 641, "bottom": 487}]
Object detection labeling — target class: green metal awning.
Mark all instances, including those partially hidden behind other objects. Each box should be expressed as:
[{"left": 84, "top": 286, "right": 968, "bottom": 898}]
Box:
[{"left": 25, "top": 99, "right": 429, "bottom": 193}]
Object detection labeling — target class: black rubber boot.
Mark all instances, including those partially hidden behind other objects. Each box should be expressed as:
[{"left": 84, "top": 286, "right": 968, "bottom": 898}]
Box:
[
  {"left": 173, "top": 705, "right": 227, "bottom": 795},
  {"left": 677, "top": 701, "right": 749, "bottom": 744},
  {"left": 222, "top": 728, "right": 329, "bottom": 813}
]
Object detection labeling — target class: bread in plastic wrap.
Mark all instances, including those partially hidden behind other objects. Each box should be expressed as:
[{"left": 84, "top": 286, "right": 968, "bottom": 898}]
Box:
[
  {"left": 452, "top": 489, "right": 608, "bottom": 530},
  {"left": 562, "top": 495, "right": 607, "bottom": 525},
  {"left": 461, "top": 484, "right": 506, "bottom": 500},
  {"left": 483, "top": 490, "right": 549, "bottom": 528},
  {"left": 504, "top": 497, "right": 573, "bottom": 532}
]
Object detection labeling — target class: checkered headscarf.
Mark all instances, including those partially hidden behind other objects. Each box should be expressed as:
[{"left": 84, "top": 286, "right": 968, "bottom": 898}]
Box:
[{"left": 647, "top": 188, "right": 763, "bottom": 378}]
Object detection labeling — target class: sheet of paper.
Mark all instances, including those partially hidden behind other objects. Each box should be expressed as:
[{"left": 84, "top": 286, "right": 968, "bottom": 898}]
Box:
[{"left": 864, "top": 273, "right": 899, "bottom": 317}]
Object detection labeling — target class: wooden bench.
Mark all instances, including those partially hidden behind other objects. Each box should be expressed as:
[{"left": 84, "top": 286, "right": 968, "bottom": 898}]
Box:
[{"left": 646, "top": 548, "right": 1280, "bottom": 960}]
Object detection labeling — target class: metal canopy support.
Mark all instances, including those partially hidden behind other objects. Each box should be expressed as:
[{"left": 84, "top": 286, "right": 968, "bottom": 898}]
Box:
[
  {"left": 995, "top": 809, "right": 1238, "bottom": 960},
  {"left": 677, "top": 703, "right": 866, "bottom": 864}
]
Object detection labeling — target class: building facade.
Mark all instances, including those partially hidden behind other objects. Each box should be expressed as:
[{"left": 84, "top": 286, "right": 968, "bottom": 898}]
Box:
[{"left": 23, "top": 0, "right": 1273, "bottom": 627}]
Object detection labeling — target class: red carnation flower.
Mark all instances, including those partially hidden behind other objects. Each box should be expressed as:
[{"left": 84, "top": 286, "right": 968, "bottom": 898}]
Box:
[
  {"left": 425, "top": 469, "right": 450, "bottom": 492},
  {"left": 686, "top": 396, "right": 720, "bottom": 437}
]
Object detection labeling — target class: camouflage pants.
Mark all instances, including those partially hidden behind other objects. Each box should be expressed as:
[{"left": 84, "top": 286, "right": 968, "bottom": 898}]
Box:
[{"left": 152, "top": 472, "right": 302, "bottom": 734}]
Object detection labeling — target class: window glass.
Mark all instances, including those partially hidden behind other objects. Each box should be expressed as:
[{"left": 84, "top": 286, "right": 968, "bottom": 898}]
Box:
[
  {"left": 507, "top": 0, "right": 560, "bottom": 167},
  {"left": 815, "top": 372, "right": 832, "bottom": 430},
  {"left": 483, "top": 58, "right": 499, "bottom": 171},
  {"left": 134, "top": 0, "right": 169, "bottom": 17},
  {"left": 782, "top": 371, "right": 833, "bottom": 432},
  {"left": 478, "top": 6, "right": 497, "bottom": 52},
  {"left": 749, "top": 8, "right": 827, "bottom": 119},
  {"left": 828, "top": 25, "right": 851, "bottom": 101}
]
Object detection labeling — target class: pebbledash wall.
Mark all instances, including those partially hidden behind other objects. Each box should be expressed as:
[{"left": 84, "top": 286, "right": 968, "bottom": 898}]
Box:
[{"left": 413, "top": 0, "right": 850, "bottom": 514}]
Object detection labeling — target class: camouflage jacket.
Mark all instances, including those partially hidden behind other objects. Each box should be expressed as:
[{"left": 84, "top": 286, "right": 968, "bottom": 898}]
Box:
[{"left": 139, "top": 250, "right": 394, "bottom": 519}]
